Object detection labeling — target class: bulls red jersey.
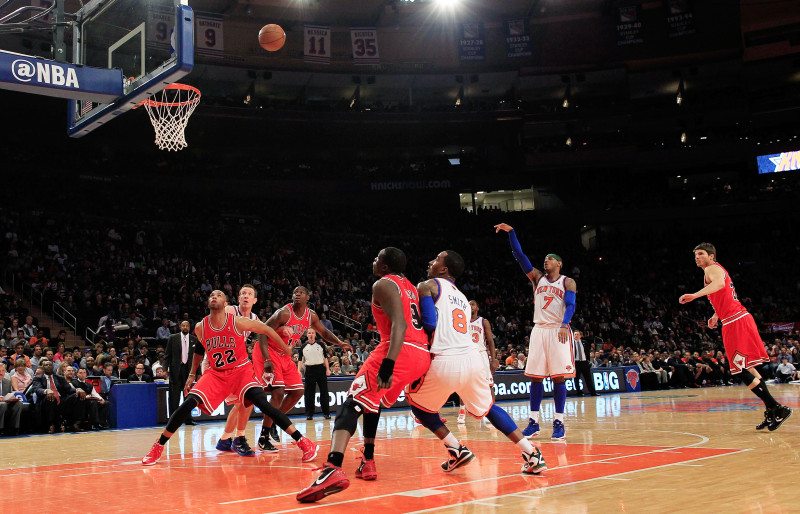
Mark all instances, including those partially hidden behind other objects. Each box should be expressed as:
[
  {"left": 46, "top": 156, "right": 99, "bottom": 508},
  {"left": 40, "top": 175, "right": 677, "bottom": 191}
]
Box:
[
  {"left": 371, "top": 274, "right": 428, "bottom": 350},
  {"left": 268, "top": 303, "right": 311, "bottom": 353},
  {"left": 705, "top": 263, "right": 749, "bottom": 325},
  {"left": 201, "top": 312, "right": 250, "bottom": 371}
]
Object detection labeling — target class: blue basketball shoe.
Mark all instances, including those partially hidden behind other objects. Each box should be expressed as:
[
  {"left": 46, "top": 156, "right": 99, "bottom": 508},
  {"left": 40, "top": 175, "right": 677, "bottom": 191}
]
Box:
[
  {"left": 216, "top": 437, "right": 233, "bottom": 452},
  {"left": 521, "top": 418, "right": 540, "bottom": 438},
  {"left": 551, "top": 419, "right": 566, "bottom": 441},
  {"left": 233, "top": 436, "right": 256, "bottom": 456}
]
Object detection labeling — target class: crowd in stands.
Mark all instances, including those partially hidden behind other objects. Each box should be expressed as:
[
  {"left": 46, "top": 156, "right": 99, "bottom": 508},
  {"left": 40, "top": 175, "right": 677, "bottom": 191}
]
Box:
[{"left": 2, "top": 164, "right": 799, "bottom": 436}]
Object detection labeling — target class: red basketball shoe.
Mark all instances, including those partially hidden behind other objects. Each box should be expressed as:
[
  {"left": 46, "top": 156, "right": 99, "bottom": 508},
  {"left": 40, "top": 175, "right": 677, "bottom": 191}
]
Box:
[
  {"left": 355, "top": 447, "right": 377, "bottom": 480},
  {"left": 142, "top": 442, "right": 164, "bottom": 466},
  {"left": 297, "top": 436, "right": 319, "bottom": 462}
]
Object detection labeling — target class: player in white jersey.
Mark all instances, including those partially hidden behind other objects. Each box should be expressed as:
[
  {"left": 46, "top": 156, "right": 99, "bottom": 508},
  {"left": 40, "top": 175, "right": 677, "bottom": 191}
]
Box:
[
  {"left": 407, "top": 250, "right": 546, "bottom": 475},
  {"left": 495, "top": 223, "right": 577, "bottom": 441},
  {"left": 457, "top": 300, "right": 497, "bottom": 424}
]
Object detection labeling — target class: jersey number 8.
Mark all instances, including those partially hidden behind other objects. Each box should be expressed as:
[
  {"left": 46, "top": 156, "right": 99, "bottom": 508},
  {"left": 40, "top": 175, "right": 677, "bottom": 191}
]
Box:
[{"left": 452, "top": 309, "right": 467, "bottom": 334}]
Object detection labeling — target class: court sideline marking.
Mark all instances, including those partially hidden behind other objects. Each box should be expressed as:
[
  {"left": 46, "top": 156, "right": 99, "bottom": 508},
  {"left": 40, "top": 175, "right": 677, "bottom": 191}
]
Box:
[
  {"left": 406, "top": 449, "right": 751, "bottom": 514},
  {"left": 259, "top": 438, "right": 744, "bottom": 513}
]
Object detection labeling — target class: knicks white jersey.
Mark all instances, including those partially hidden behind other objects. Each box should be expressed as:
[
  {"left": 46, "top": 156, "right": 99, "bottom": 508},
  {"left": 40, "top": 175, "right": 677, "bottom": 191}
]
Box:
[
  {"left": 233, "top": 306, "right": 258, "bottom": 339},
  {"left": 430, "top": 278, "right": 474, "bottom": 356},
  {"left": 534, "top": 275, "right": 568, "bottom": 328},
  {"left": 469, "top": 316, "right": 487, "bottom": 351}
]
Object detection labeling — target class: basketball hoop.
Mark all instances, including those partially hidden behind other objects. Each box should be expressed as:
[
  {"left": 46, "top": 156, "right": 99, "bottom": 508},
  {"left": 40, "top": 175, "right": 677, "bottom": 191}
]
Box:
[{"left": 138, "top": 83, "right": 201, "bottom": 151}]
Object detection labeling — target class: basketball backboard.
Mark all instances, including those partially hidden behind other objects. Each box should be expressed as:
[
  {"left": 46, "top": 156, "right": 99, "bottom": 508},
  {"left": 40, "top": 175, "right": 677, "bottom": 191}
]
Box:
[{"left": 67, "top": 0, "right": 194, "bottom": 137}]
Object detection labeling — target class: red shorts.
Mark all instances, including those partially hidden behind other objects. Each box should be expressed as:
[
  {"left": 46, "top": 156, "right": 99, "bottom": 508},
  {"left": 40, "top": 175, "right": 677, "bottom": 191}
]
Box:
[
  {"left": 722, "top": 314, "right": 769, "bottom": 374},
  {"left": 189, "top": 363, "right": 260, "bottom": 415},
  {"left": 349, "top": 342, "right": 431, "bottom": 414},
  {"left": 252, "top": 345, "right": 303, "bottom": 391},
  {"left": 266, "top": 352, "right": 304, "bottom": 391}
]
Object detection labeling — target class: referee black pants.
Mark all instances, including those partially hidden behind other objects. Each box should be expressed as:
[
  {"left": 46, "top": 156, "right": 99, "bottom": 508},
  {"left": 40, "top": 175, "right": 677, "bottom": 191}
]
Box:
[
  {"left": 304, "top": 365, "right": 330, "bottom": 417},
  {"left": 575, "top": 360, "right": 597, "bottom": 395}
]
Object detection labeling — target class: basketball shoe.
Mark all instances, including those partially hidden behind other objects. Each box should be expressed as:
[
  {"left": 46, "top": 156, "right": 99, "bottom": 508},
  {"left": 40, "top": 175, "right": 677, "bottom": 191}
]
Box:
[
  {"left": 355, "top": 447, "right": 377, "bottom": 480},
  {"left": 216, "top": 438, "right": 233, "bottom": 452},
  {"left": 270, "top": 425, "right": 280, "bottom": 443},
  {"left": 551, "top": 419, "right": 566, "bottom": 441},
  {"left": 755, "top": 410, "right": 771, "bottom": 430},
  {"left": 233, "top": 436, "right": 256, "bottom": 457},
  {"left": 457, "top": 408, "right": 467, "bottom": 424},
  {"left": 521, "top": 448, "right": 547, "bottom": 475},
  {"left": 521, "top": 418, "right": 540, "bottom": 438},
  {"left": 259, "top": 436, "right": 279, "bottom": 452},
  {"left": 768, "top": 405, "right": 792, "bottom": 431},
  {"left": 142, "top": 442, "right": 165, "bottom": 466},
  {"left": 296, "top": 463, "right": 350, "bottom": 503},
  {"left": 297, "top": 436, "right": 319, "bottom": 462},
  {"left": 441, "top": 444, "right": 475, "bottom": 472}
]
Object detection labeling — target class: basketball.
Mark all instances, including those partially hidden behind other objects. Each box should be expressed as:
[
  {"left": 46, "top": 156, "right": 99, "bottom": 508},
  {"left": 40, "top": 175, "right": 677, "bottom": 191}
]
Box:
[{"left": 258, "top": 24, "right": 285, "bottom": 52}]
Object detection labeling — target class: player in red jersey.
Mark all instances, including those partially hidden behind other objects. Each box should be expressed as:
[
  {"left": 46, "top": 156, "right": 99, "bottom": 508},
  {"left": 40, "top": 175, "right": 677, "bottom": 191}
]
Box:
[
  {"left": 142, "top": 290, "right": 319, "bottom": 465},
  {"left": 256, "top": 286, "right": 347, "bottom": 451},
  {"left": 215, "top": 284, "right": 292, "bottom": 455},
  {"left": 297, "top": 247, "right": 432, "bottom": 503},
  {"left": 679, "top": 243, "right": 792, "bottom": 431}
]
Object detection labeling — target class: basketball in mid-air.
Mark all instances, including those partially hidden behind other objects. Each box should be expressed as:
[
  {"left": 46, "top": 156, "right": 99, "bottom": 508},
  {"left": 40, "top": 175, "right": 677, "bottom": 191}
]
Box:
[{"left": 258, "top": 24, "right": 286, "bottom": 52}]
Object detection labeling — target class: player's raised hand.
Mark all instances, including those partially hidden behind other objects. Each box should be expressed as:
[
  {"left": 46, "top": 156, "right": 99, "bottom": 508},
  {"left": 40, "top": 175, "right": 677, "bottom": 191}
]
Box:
[
  {"left": 678, "top": 293, "right": 697, "bottom": 304},
  {"left": 494, "top": 223, "right": 513, "bottom": 233}
]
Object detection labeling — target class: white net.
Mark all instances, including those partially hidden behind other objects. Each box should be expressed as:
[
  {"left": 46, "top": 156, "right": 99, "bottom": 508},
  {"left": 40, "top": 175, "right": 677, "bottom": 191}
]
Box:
[{"left": 141, "top": 84, "right": 201, "bottom": 151}]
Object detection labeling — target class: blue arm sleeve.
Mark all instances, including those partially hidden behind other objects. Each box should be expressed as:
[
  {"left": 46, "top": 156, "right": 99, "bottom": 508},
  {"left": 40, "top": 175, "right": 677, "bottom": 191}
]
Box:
[
  {"left": 419, "top": 295, "right": 437, "bottom": 333},
  {"left": 508, "top": 230, "right": 534, "bottom": 275},
  {"left": 562, "top": 290, "right": 576, "bottom": 325}
]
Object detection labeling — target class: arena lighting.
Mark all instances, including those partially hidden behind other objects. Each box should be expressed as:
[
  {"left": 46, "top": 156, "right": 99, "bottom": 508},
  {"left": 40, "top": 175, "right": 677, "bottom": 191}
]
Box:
[
  {"left": 676, "top": 78, "right": 684, "bottom": 105},
  {"left": 434, "top": 0, "right": 459, "bottom": 8}
]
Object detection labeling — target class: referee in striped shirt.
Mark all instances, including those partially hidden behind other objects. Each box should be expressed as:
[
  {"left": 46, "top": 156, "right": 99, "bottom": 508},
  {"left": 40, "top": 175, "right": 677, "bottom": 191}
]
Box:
[{"left": 301, "top": 328, "right": 331, "bottom": 420}]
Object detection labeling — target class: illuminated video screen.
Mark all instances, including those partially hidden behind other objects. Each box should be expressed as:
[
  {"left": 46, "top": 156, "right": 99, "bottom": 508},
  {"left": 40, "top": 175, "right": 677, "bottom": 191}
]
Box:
[{"left": 757, "top": 150, "right": 800, "bottom": 174}]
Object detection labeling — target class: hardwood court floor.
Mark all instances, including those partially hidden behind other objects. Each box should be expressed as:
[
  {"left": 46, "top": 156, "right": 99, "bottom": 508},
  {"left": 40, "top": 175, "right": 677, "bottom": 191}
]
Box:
[{"left": 2, "top": 384, "right": 798, "bottom": 513}]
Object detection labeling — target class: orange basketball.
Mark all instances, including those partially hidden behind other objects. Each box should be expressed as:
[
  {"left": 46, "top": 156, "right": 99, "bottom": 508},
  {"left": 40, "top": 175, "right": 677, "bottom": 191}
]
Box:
[{"left": 258, "top": 24, "right": 285, "bottom": 52}]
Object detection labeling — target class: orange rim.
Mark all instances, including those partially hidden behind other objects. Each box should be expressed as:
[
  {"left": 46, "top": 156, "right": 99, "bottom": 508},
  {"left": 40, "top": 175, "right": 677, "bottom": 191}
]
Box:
[{"left": 137, "top": 83, "right": 201, "bottom": 108}]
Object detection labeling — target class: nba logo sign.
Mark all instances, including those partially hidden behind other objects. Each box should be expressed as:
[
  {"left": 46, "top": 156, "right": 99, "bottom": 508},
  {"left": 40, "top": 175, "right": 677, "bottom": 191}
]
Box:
[{"left": 626, "top": 369, "right": 639, "bottom": 389}]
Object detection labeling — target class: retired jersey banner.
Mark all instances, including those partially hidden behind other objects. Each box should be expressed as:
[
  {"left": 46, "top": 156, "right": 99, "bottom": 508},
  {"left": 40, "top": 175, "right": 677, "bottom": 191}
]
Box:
[
  {"left": 304, "top": 24, "right": 331, "bottom": 64},
  {"left": 505, "top": 19, "right": 532, "bottom": 58},
  {"left": 146, "top": 6, "right": 174, "bottom": 49},
  {"left": 458, "top": 22, "right": 485, "bottom": 61},
  {"left": 616, "top": 5, "right": 644, "bottom": 46},
  {"left": 667, "top": 0, "right": 696, "bottom": 38},
  {"left": 350, "top": 27, "right": 380, "bottom": 64},
  {"left": 195, "top": 13, "right": 224, "bottom": 56}
]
